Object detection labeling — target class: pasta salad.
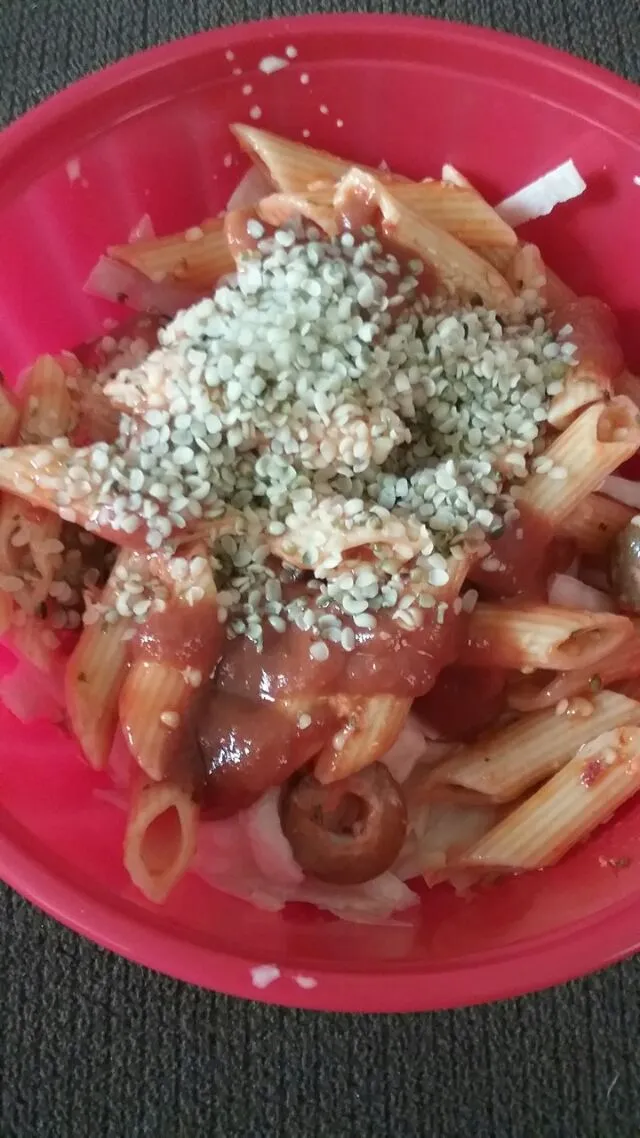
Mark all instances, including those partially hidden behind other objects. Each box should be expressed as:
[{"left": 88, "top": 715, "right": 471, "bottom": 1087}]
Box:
[{"left": 1, "top": 125, "right": 639, "bottom": 923}]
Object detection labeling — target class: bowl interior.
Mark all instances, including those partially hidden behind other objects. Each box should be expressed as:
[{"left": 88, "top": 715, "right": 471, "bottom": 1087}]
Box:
[{"left": 1, "top": 16, "right": 640, "bottom": 1010}]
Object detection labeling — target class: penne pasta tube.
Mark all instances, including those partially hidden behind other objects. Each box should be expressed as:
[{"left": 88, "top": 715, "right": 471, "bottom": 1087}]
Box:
[
  {"left": 16, "top": 355, "right": 75, "bottom": 443},
  {"left": 508, "top": 629, "right": 640, "bottom": 711},
  {"left": 419, "top": 690, "right": 640, "bottom": 803},
  {"left": 499, "top": 242, "right": 549, "bottom": 307},
  {"left": 545, "top": 266, "right": 577, "bottom": 309},
  {"left": 8, "top": 611, "right": 62, "bottom": 671},
  {"left": 231, "top": 123, "right": 400, "bottom": 191},
  {"left": 66, "top": 552, "right": 134, "bottom": 769},
  {"left": 461, "top": 602, "right": 633, "bottom": 672},
  {"left": 559, "top": 492, "right": 633, "bottom": 556},
  {"left": 389, "top": 180, "right": 517, "bottom": 250},
  {"left": 270, "top": 501, "right": 443, "bottom": 572},
  {"left": 119, "top": 659, "right": 194, "bottom": 782},
  {"left": 124, "top": 776, "right": 199, "bottom": 902},
  {"left": 257, "top": 178, "right": 518, "bottom": 251},
  {"left": 517, "top": 397, "right": 640, "bottom": 526},
  {"left": 119, "top": 544, "right": 221, "bottom": 782},
  {"left": 314, "top": 695, "right": 412, "bottom": 783},
  {"left": 546, "top": 380, "right": 605, "bottom": 430},
  {"left": 0, "top": 384, "right": 19, "bottom": 445},
  {"left": 108, "top": 218, "right": 234, "bottom": 290},
  {"left": 0, "top": 440, "right": 242, "bottom": 550},
  {"left": 0, "top": 356, "right": 76, "bottom": 614},
  {"left": 333, "top": 169, "right": 515, "bottom": 311},
  {"left": 440, "top": 167, "right": 576, "bottom": 308},
  {"left": 0, "top": 441, "right": 117, "bottom": 532},
  {"left": 461, "top": 726, "right": 640, "bottom": 869},
  {"left": 546, "top": 298, "right": 624, "bottom": 429},
  {"left": 257, "top": 190, "right": 339, "bottom": 237}
]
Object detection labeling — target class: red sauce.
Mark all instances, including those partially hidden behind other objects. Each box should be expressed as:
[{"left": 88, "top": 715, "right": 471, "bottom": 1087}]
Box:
[
  {"left": 216, "top": 602, "right": 464, "bottom": 700},
  {"left": 337, "top": 182, "right": 438, "bottom": 297},
  {"left": 550, "top": 297, "right": 624, "bottom": 386},
  {"left": 581, "top": 757, "right": 605, "bottom": 789},
  {"left": 194, "top": 594, "right": 465, "bottom": 815},
  {"left": 216, "top": 622, "right": 344, "bottom": 700},
  {"left": 469, "top": 504, "right": 556, "bottom": 599},
  {"left": 413, "top": 664, "right": 508, "bottom": 741},
  {"left": 343, "top": 605, "right": 463, "bottom": 695},
  {"left": 133, "top": 598, "right": 224, "bottom": 673},
  {"left": 73, "top": 313, "right": 165, "bottom": 373},
  {"left": 197, "top": 690, "right": 340, "bottom": 817}
]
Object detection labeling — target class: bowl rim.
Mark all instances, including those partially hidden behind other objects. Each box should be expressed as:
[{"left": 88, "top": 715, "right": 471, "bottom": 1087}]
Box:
[{"left": 1, "top": 12, "right": 640, "bottom": 1011}]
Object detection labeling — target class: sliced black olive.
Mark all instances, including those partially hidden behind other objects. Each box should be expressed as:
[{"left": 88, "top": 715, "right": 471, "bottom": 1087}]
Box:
[
  {"left": 280, "top": 762, "right": 407, "bottom": 885},
  {"left": 610, "top": 518, "right": 640, "bottom": 612}
]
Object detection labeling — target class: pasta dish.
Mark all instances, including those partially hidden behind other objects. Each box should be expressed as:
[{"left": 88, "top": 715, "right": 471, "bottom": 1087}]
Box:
[{"left": 1, "top": 125, "right": 639, "bottom": 922}]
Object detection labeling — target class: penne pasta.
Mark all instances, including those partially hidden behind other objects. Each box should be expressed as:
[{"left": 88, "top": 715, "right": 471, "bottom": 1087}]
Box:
[
  {"left": 546, "top": 379, "right": 606, "bottom": 430},
  {"left": 65, "top": 552, "right": 134, "bottom": 769},
  {"left": 546, "top": 298, "right": 624, "bottom": 429},
  {"left": 233, "top": 125, "right": 520, "bottom": 256},
  {"left": 118, "top": 544, "right": 221, "bottom": 782},
  {"left": 439, "top": 166, "right": 576, "bottom": 308},
  {"left": 545, "top": 266, "right": 577, "bottom": 309},
  {"left": 0, "top": 356, "right": 76, "bottom": 616},
  {"left": 3, "top": 123, "right": 640, "bottom": 916},
  {"left": 461, "top": 602, "right": 633, "bottom": 672},
  {"left": 461, "top": 726, "right": 640, "bottom": 868},
  {"left": 257, "top": 190, "right": 339, "bottom": 237},
  {"left": 508, "top": 627, "right": 640, "bottom": 711},
  {"left": 124, "top": 776, "right": 199, "bottom": 902},
  {"left": 314, "top": 694, "right": 412, "bottom": 783},
  {"left": 0, "top": 441, "right": 112, "bottom": 531},
  {"left": 257, "top": 178, "right": 518, "bottom": 251},
  {"left": 0, "top": 383, "right": 19, "bottom": 445},
  {"left": 558, "top": 492, "right": 633, "bottom": 556},
  {"left": 517, "top": 397, "right": 640, "bottom": 526},
  {"left": 390, "top": 180, "right": 517, "bottom": 251},
  {"left": 8, "top": 610, "right": 62, "bottom": 672},
  {"left": 270, "top": 500, "right": 444, "bottom": 573},
  {"left": 333, "top": 169, "right": 515, "bottom": 311},
  {"left": 421, "top": 690, "right": 640, "bottom": 803},
  {"left": 119, "top": 659, "right": 194, "bottom": 782},
  {"left": 108, "top": 218, "right": 234, "bottom": 291},
  {"left": 231, "top": 123, "right": 400, "bottom": 191},
  {"left": 16, "top": 355, "right": 76, "bottom": 443},
  {"left": 0, "top": 440, "right": 243, "bottom": 550}
]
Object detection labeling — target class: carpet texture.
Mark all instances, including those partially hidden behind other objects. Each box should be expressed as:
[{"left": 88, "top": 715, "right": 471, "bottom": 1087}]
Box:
[{"left": 1, "top": 0, "right": 639, "bottom": 1135}]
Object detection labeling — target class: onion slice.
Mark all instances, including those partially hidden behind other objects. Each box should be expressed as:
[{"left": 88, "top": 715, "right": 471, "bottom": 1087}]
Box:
[{"left": 548, "top": 573, "right": 614, "bottom": 613}]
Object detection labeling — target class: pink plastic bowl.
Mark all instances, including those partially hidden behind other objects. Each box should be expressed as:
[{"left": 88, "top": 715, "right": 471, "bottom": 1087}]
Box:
[{"left": 1, "top": 14, "right": 640, "bottom": 1011}]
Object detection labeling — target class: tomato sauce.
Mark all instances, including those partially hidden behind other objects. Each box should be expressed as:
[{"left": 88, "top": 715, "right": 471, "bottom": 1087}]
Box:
[
  {"left": 133, "top": 597, "right": 224, "bottom": 674},
  {"left": 469, "top": 504, "right": 557, "bottom": 599},
  {"left": 337, "top": 181, "right": 438, "bottom": 298},
  {"left": 73, "top": 313, "right": 165, "bottom": 374},
  {"left": 197, "top": 690, "right": 340, "bottom": 817},
  {"left": 413, "top": 664, "right": 508, "bottom": 741},
  {"left": 215, "top": 601, "right": 464, "bottom": 701},
  {"left": 110, "top": 208, "right": 598, "bottom": 825},
  {"left": 550, "top": 297, "right": 624, "bottom": 387}
]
